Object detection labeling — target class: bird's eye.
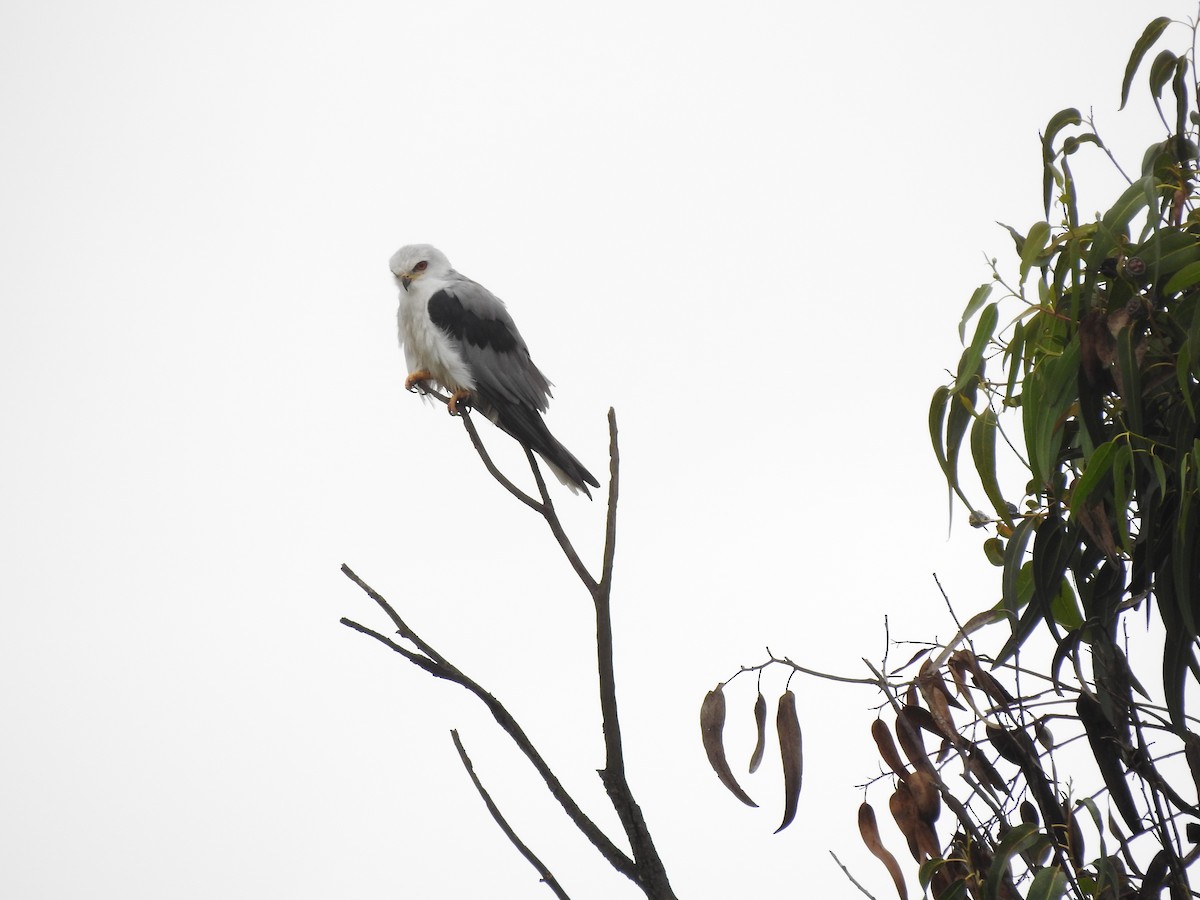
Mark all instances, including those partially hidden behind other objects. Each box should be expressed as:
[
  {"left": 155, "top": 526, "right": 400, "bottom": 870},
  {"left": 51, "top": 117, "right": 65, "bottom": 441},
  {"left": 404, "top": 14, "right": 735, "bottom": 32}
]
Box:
[{"left": 413, "top": 260, "right": 428, "bottom": 272}]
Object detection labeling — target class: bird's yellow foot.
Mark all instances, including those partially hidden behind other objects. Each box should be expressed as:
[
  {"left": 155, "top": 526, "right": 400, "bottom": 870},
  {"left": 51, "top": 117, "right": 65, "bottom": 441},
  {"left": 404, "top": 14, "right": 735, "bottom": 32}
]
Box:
[
  {"left": 404, "top": 370, "right": 432, "bottom": 392},
  {"left": 448, "top": 389, "right": 472, "bottom": 416}
]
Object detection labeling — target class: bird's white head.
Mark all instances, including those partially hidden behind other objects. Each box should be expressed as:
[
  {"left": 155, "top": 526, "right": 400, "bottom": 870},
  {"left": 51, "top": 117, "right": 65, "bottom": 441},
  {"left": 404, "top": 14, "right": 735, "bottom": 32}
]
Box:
[{"left": 389, "top": 244, "right": 451, "bottom": 291}]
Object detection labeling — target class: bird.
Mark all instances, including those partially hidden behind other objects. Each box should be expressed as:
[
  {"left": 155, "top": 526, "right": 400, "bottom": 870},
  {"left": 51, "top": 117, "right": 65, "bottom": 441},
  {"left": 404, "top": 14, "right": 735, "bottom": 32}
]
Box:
[{"left": 389, "top": 243, "right": 600, "bottom": 497}]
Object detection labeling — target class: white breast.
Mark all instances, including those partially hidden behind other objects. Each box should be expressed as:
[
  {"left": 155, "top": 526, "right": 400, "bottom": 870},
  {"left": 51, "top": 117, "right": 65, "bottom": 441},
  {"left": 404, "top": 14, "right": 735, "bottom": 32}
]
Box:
[{"left": 397, "top": 287, "right": 476, "bottom": 393}]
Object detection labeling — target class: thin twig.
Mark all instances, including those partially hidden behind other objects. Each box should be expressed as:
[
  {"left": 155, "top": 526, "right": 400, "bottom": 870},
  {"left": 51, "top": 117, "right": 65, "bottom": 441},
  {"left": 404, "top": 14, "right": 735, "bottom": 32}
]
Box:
[
  {"left": 450, "top": 729, "right": 572, "bottom": 900},
  {"left": 342, "top": 564, "right": 451, "bottom": 669},
  {"left": 339, "top": 573, "right": 638, "bottom": 882},
  {"left": 523, "top": 446, "right": 598, "bottom": 592},
  {"left": 829, "top": 851, "right": 878, "bottom": 900},
  {"left": 459, "top": 410, "right": 544, "bottom": 512}
]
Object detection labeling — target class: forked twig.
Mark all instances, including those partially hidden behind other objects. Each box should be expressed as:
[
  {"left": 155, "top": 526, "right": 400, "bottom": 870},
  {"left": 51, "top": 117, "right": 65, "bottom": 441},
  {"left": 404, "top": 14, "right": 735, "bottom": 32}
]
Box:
[{"left": 341, "top": 407, "right": 677, "bottom": 899}]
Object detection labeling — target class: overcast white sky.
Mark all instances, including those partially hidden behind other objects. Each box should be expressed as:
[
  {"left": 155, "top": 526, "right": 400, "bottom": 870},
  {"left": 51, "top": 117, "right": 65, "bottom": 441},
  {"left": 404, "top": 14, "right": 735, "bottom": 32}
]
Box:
[{"left": 1, "top": 1, "right": 1192, "bottom": 897}]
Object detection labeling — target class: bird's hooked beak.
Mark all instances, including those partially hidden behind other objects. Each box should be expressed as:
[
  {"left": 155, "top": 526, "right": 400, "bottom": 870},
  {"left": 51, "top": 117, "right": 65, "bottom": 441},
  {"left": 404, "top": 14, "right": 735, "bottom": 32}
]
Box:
[{"left": 399, "top": 273, "right": 413, "bottom": 290}]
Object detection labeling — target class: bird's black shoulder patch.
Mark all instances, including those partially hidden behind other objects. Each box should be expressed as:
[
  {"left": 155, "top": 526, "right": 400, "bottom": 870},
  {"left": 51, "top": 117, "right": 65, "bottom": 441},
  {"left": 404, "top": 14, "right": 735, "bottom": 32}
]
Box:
[{"left": 428, "top": 289, "right": 519, "bottom": 354}]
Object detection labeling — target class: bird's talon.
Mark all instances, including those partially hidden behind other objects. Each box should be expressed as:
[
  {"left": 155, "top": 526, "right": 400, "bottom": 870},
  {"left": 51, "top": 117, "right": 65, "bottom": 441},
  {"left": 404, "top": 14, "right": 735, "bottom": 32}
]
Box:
[
  {"left": 448, "top": 390, "right": 473, "bottom": 416},
  {"left": 404, "top": 370, "right": 432, "bottom": 393}
]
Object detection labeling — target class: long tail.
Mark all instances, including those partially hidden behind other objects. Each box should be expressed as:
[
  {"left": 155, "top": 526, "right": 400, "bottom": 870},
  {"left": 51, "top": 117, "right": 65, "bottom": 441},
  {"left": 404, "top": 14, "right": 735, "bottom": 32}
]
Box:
[{"left": 487, "top": 401, "right": 600, "bottom": 498}]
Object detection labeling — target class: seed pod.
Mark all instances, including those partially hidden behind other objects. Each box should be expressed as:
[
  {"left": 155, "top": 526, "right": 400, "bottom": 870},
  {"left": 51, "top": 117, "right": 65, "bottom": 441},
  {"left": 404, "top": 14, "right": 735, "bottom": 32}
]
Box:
[
  {"left": 749, "top": 691, "right": 767, "bottom": 774},
  {"left": 699, "top": 686, "right": 757, "bottom": 807},
  {"left": 774, "top": 690, "right": 803, "bottom": 833},
  {"left": 889, "top": 783, "right": 921, "bottom": 860},
  {"left": 872, "top": 718, "right": 909, "bottom": 781},
  {"left": 858, "top": 802, "right": 908, "bottom": 900},
  {"left": 907, "top": 769, "right": 941, "bottom": 823}
]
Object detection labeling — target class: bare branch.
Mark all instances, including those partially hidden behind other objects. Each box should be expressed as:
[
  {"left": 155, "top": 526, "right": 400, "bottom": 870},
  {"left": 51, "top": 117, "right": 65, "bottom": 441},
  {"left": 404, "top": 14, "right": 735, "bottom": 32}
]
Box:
[
  {"left": 344, "top": 407, "right": 678, "bottom": 898},
  {"left": 523, "top": 446, "right": 598, "bottom": 592},
  {"left": 450, "top": 729, "right": 572, "bottom": 900},
  {"left": 458, "top": 410, "right": 544, "bottom": 513},
  {"left": 339, "top": 569, "right": 637, "bottom": 881}
]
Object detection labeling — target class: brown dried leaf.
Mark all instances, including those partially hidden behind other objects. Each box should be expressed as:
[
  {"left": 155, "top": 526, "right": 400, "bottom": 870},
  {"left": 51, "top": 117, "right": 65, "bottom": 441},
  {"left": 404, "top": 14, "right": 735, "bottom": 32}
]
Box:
[
  {"left": 965, "top": 747, "right": 1008, "bottom": 795},
  {"left": 858, "top": 802, "right": 908, "bottom": 900},
  {"left": 699, "top": 687, "right": 757, "bottom": 807},
  {"left": 918, "top": 660, "right": 965, "bottom": 711},
  {"left": 774, "top": 690, "right": 803, "bottom": 833},
  {"left": 748, "top": 691, "right": 767, "bottom": 774},
  {"left": 946, "top": 652, "right": 990, "bottom": 721},
  {"left": 957, "top": 652, "right": 1014, "bottom": 714},
  {"left": 872, "top": 719, "right": 909, "bottom": 781},
  {"left": 919, "top": 678, "right": 961, "bottom": 748}
]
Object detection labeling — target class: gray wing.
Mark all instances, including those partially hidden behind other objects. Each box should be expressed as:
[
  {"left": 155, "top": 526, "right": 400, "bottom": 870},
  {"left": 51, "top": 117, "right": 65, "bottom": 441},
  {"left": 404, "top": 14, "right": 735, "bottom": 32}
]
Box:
[{"left": 427, "top": 275, "right": 553, "bottom": 412}]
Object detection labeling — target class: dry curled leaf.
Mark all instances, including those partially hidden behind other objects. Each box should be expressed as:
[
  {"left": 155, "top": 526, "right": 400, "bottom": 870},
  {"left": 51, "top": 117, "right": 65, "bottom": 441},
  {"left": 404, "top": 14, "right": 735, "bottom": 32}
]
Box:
[
  {"left": 699, "top": 686, "right": 757, "bottom": 808},
  {"left": 965, "top": 746, "right": 1008, "bottom": 796},
  {"left": 858, "top": 802, "right": 908, "bottom": 900},
  {"left": 917, "top": 665, "right": 961, "bottom": 747},
  {"left": 749, "top": 691, "right": 767, "bottom": 774},
  {"left": 774, "top": 690, "right": 803, "bottom": 833}
]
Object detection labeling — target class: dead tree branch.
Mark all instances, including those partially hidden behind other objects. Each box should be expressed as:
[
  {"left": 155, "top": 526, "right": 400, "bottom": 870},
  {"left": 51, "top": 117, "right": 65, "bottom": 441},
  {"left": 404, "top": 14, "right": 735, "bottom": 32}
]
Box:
[{"left": 342, "top": 407, "right": 677, "bottom": 899}]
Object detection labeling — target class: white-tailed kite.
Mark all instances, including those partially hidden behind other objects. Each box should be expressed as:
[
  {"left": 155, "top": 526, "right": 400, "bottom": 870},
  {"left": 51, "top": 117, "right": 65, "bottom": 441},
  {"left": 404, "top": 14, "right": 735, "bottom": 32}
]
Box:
[{"left": 389, "top": 244, "right": 600, "bottom": 497}]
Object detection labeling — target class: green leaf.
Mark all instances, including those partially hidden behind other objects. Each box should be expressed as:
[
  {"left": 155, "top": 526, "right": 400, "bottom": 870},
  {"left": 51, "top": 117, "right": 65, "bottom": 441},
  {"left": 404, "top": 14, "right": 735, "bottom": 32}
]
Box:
[
  {"left": 971, "top": 407, "right": 1013, "bottom": 526},
  {"left": 953, "top": 302, "right": 998, "bottom": 393},
  {"left": 998, "top": 221, "right": 1026, "bottom": 255},
  {"left": 1004, "top": 319, "right": 1026, "bottom": 406},
  {"left": 1176, "top": 345, "right": 1196, "bottom": 421},
  {"left": 1164, "top": 619, "right": 1194, "bottom": 728},
  {"left": 1121, "top": 16, "right": 1173, "bottom": 109},
  {"left": 997, "top": 563, "right": 1043, "bottom": 665},
  {"left": 1043, "top": 107, "right": 1083, "bottom": 149},
  {"left": 1070, "top": 439, "right": 1119, "bottom": 513},
  {"left": 1087, "top": 176, "right": 1158, "bottom": 284},
  {"left": 1023, "top": 337, "right": 1080, "bottom": 490},
  {"left": 1031, "top": 514, "right": 1073, "bottom": 624},
  {"left": 1026, "top": 866, "right": 1068, "bottom": 900},
  {"left": 1042, "top": 108, "right": 1082, "bottom": 215},
  {"left": 1134, "top": 230, "right": 1200, "bottom": 280},
  {"left": 1174, "top": 460, "right": 1197, "bottom": 635},
  {"left": 1116, "top": 326, "right": 1143, "bottom": 437},
  {"left": 1050, "top": 578, "right": 1084, "bottom": 630},
  {"left": 1061, "top": 133, "right": 1101, "bottom": 156},
  {"left": 1174, "top": 57, "right": 1190, "bottom": 144},
  {"left": 930, "top": 386, "right": 974, "bottom": 517},
  {"left": 1149, "top": 48, "right": 1178, "bottom": 99},
  {"left": 1020, "top": 221, "right": 1052, "bottom": 284},
  {"left": 1163, "top": 259, "right": 1200, "bottom": 295},
  {"left": 958, "top": 283, "right": 994, "bottom": 343},
  {"left": 984, "top": 537, "right": 1005, "bottom": 566},
  {"left": 986, "top": 823, "right": 1045, "bottom": 900},
  {"left": 1002, "top": 518, "right": 1038, "bottom": 615}
]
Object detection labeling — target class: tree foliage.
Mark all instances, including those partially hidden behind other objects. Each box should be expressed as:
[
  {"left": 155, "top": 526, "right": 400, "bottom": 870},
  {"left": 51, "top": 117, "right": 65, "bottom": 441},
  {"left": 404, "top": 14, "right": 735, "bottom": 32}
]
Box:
[
  {"left": 931, "top": 13, "right": 1200, "bottom": 729},
  {"left": 702, "top": 12, "right": 1200, "bottom": 900}
]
